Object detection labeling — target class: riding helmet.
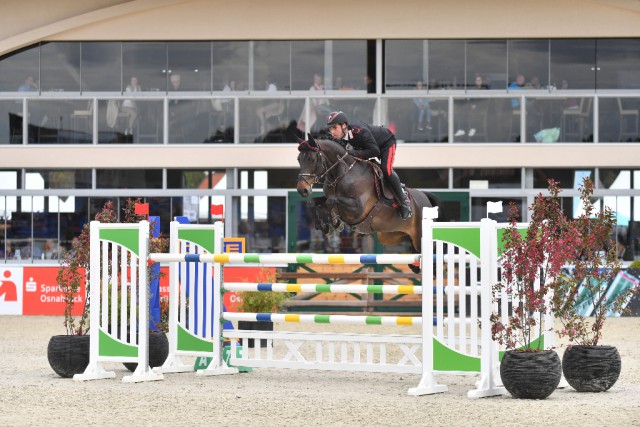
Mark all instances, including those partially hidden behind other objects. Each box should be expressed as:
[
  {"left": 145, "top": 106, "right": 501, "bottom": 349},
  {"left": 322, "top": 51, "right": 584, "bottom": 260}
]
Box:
[{"left": 327, "top": 111, "right": 348, "bottom": 126}]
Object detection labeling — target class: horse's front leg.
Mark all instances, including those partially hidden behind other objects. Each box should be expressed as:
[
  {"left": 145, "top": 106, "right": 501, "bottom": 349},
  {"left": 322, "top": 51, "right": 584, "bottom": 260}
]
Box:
[{"left": 308, "top": 197, "right": 341, "bottom": 236}]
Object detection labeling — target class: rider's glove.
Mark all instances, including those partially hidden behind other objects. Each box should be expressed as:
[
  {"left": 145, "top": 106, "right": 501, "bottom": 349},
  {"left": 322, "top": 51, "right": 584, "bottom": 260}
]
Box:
[{"left": 345, "top": 144, "right": 356, "bottom": 156}]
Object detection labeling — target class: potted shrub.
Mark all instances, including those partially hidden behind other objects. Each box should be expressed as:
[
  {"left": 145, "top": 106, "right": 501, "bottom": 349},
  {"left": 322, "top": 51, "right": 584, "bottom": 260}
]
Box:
[
  {"left": 236, "top": 268, "right": 290, "bottom": 348},
  {"left": 47, "top": 199, "right": 169, "bottom": 378},
  {"left": 490, "top": 179, "right": 572, "bottom": 399},
  {"left": 551, "top": 177, "right": 639, "bottom": 392}
]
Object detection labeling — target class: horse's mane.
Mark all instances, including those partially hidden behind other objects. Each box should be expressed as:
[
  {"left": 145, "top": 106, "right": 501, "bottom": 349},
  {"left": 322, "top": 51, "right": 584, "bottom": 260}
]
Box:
[{"left": 298, "top": 137, "right": 346, "bottom": 154}]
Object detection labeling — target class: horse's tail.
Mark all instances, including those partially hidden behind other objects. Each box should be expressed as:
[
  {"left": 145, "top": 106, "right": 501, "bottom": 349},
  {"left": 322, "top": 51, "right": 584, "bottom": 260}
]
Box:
[{"left": 423, "top": 191, "right": 447, "bottom": 222}]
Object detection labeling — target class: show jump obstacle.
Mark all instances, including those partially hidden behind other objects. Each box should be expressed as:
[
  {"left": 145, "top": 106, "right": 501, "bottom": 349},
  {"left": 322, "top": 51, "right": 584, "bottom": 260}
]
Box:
[{"left": 75, "top": 208, "right": 553, "bottom": 398}]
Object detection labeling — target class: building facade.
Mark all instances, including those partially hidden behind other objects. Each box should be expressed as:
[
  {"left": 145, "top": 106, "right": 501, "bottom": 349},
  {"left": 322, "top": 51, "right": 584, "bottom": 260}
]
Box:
[{"left": 0, "top": 0, "right": 639, "bottom": 261}]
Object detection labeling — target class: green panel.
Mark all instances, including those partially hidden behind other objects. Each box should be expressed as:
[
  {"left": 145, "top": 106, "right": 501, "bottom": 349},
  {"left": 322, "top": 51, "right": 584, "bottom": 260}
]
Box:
[
  {"left": 99, "top": 228, "right": 140, "bottom": 255},
  {"left": 432, "top": 337, "right": 481, "bottom": 372},
  {"left": 178, "top": 229, "right": 216, "bottom": 253},
  {"left": 194, "top": 346, "right": 252, "bottom": 372},
  {"left": 177, "top": 324, "right": 214, "bottom": 353},
  {"left": 98, "top": 328, "right": 138, "bottom": 358},
  {"left": 433, "top": 227, "right": 480, "bottom": 258},
  {"left": 497, "top": 227, "right": 527, "bottom": 255}
]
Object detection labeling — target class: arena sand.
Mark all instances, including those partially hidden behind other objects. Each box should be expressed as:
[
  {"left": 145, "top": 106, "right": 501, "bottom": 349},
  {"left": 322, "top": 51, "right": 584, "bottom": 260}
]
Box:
[{"left": 1, "top": 315, "right": 639, "bottom": 426}]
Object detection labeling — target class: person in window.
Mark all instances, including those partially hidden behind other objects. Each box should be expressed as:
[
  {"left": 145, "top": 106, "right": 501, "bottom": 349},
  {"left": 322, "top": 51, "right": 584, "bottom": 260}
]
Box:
[
  {"left": 326, "top": 111, "right": 412, "bottom": 220},
  {"left": 18, "top": 76, "right": 38, "bottom": 92},
  {"left": 412, "top": 80, "right": 431, "bottom": 131},
  {"left": 256, "top": 78, "right": 284, "bottom": 134},
  {"left": 509, "top": 74, "right": 526, "bottom": 108},
  {"left": 455, "top": 74, "right": 488, "bottom": 138},
  {"left": 121, "top": 76, "right": 141, "bottom": 136},
  {"left": 297, "top": 73, "right": 331, "bottom": 134}
]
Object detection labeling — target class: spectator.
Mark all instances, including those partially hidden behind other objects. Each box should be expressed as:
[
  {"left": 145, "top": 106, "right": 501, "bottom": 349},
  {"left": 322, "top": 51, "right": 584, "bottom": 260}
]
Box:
[
  {"left": 297, "top": 74, "right": 331, "bottom": 133},
  {"left": 18, "top": 76, "right": 38, "bottom": 92},
  {"left": 256, "top": 79, "right": 284, "bottom": 134},
  {"left": 121, "top": 76, "right": 141, "bottom": 136},
  {"left": 412, "top": 80, "right": 431, "bottom": 131}
]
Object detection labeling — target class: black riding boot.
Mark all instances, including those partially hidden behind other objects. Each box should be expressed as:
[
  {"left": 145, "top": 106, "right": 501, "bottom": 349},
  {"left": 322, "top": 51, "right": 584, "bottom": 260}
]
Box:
[{"left": 388, "top": 171, "right": 412, "bottom": 220}]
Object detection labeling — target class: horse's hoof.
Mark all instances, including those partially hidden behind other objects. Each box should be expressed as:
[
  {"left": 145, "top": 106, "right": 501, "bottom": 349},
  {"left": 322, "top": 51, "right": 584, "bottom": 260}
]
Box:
[{"left": 408, "top": 263, "right": 421, "bottom": 274}]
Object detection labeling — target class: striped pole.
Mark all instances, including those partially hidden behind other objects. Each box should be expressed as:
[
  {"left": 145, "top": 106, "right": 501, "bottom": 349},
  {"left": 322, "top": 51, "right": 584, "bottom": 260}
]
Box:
[
  {"left": 149, "top": 252, "right": 421, "bottom": 265},
  {"left": 223, "top": 312, "right": 420, "bottom": 326},
  {"left": 224, "top": 283, "right": 423, "bottom": 295}
]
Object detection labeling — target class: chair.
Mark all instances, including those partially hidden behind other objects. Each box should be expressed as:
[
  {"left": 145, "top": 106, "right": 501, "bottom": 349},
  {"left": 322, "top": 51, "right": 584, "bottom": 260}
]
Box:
[
  {"left": 617, "top": 98, "right": 639, "bottom": 142},
  {"left": 561, "top": 98, "right": 592, "bottom": 142},
  {"left": 70, "top": 101, "right": 93, "bottom": 143}
]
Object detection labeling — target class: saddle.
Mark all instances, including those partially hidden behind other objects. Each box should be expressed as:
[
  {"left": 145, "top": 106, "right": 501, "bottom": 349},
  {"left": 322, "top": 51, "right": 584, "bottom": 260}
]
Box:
[{"left": 368, "top": 162, "right": 404, "bottom": 209}]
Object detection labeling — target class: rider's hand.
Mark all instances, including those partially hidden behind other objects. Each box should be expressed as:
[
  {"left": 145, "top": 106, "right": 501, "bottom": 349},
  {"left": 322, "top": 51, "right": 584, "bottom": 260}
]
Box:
[{"left": 345, "top": 144, "right": 356, "bottom": 156}]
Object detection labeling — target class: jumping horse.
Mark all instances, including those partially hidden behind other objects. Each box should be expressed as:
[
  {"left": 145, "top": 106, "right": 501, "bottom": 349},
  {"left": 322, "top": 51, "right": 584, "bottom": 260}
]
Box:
[{"left": 296, "top": 136, "right": 441, "bottom": 273}]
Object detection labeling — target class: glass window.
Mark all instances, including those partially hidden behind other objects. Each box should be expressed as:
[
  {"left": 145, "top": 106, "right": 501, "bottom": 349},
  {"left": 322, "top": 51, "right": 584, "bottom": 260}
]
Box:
[
  {"left": 453, "top": 98, "right": 492, "bottom": 142},
  {"left": 386, "top": 97, "right": 448, "bottom": 143},
  {"left": 331, "top": 40, "right": 368, "bottom": 91},
  {"left": 550, "top": 39, "right": 596, "bottom": 90},
  {"left": 167, "top": 169, "right": 227, "bottom": 189},
  {"left": 453, "top": 168, "right": 521, "bottom": 189},
  {"left": 0, "top": 44, "right": 39, "bottom": 92},
  {"left": 6, "top": 196, "right": 32, "bottom": 260},
  {"left": 40, "top": 42, "right": 80, "bottom": 92},
  {"left": 253, "top": 41, "right": 290, "bottom": 91},
  {"left": 25, "top": 169, "right": 92, "bottom": 189},
  {"left": 398, "top": 168, "right": 448, "bottom": 189},
  {"left": 81, "top": 42, "right": 121, "bottom": 92},
  {"left": 168, "top": 98, "right": 212, "bottom": 143},
  {"left": 291, "top": 41, "right": 325, "bottom": 91},
  {"left": 428, "top": 40, "right": 464, "bottom": 90},
  {"left": 96, "top": 169, "right": 162, "bottom": 188},
  {"left": 508, "top": 40, "right": 549, "bottom": 89},
  {"left": 28, "top": 99, "right": 94, "bottom": 144},
  {"left": 467, "top": 40, "right": 507, "bottom": 90},
  {"left": 531, "top": 168, "right": 593, "bottom": 189},
  {"left": 59, "top": 195, "right": 89, "bottom": 253},
  {"left": 598, "top": 96, "right": 640, "bottom": 143},
  {"left": 385, "top": 40, "right": 427, "bottom": 91},
  {"left": 168, "top": 42, "right": 212, "bottom": 92},
  {"left": 238, "top": 97, "right": 304, "bottom": 143},
  {"left": 526, "top": 97, "right": 577, "bottom": 142},
  {"left": 123, "top": 42, "right": 167, "bottom": 92},
  {"left": 237, "top": 169, "right": 297, "bottom": 188},
  {"left": 0, "top": 99, "right": 23, "bottom": 144},
  {"left": 212, "top": 41, "right": 249, "bottom": 91},
  {"left": 97, "top": 99, "right": 163, "bottom": 144},
  {"left": 597, "top": 39, "right": 640, "bottom": 90}
]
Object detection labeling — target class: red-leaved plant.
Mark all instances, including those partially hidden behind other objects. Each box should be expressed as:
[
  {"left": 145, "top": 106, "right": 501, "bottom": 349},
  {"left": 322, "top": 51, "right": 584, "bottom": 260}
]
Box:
[
  {"left": 551, "top": 177, "right": 636, "bottom": 346},
  {"left": 490, "top": 180, "right": 576, "bottom": 351}
]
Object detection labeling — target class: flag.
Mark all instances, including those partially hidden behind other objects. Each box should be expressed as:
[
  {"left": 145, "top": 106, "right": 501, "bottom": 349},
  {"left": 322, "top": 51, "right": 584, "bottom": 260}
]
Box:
[
  {"left": 486, "top": 201, "right": 503, "bottom": 215},
  {"left": 211, "top": 204, "right": 224, "bottom": 216},
  {"left": 135, "top": 203, "right": 149, "bottom": 215}
]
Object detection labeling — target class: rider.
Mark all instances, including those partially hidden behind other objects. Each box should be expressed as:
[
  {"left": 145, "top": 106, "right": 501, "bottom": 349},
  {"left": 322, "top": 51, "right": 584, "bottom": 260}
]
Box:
[{"left": 326, "top": 111, "right": 412, "bottom": 220}]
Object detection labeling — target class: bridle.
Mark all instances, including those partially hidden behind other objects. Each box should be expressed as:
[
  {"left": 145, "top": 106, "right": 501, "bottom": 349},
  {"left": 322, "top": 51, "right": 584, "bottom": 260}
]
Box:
[{"left": 297, "top": 143, "right": 356, "bottom": 189}]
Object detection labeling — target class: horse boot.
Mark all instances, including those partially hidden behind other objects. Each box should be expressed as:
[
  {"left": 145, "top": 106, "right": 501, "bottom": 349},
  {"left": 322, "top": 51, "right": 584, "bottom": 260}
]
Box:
[{"left": 388, "top": 171, "right": 412, "bottom": 220}]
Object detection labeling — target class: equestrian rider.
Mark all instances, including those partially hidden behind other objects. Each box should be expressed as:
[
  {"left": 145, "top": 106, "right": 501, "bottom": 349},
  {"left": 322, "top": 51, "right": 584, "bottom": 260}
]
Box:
[{"left": 326, "top": 111, "right": 412, "bottom": 220}]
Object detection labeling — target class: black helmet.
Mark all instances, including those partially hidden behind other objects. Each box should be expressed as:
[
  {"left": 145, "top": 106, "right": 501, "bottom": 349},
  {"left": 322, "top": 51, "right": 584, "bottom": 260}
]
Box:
[{"left": 327, "top": 111, "right": 348, "bottom": 126}]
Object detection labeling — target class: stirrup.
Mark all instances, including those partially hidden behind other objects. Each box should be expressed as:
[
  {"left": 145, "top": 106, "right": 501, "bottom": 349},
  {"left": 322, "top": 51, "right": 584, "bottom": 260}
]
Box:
[{"left": 400, "top": 201, "right": 412, "bottom": 220}]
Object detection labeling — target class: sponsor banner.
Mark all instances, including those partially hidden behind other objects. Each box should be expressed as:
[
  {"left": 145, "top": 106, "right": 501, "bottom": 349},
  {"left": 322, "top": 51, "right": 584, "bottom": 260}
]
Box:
[
  {"left": 22, "top": 267, "right": 86, "bottom": 316},
  {"left": 0, "top": 267, "right": 23, "bottom": 315}
]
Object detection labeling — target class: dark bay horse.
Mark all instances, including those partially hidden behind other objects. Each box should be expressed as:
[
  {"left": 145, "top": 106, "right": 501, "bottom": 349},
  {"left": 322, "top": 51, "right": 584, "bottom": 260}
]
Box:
[{"left": 296, "top": 136, "right": 441, "bottom": 272}]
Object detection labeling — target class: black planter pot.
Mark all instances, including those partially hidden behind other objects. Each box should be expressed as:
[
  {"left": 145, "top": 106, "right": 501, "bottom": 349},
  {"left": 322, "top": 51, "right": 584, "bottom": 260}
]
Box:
[
  {"left": 562, "top": 345, "right": 621, "bottom": 392},
  {"left": 238, "top": 321, "right": 274, "bottom": 348},
  {"left": 500, "top": 350, "right": 562, "bottom": 399},
  {"left": 47, "top": 335, "right": 90, "bottom": 378},
  {"left": 123, "top": 331, "right": 169, "bottom": 372}
]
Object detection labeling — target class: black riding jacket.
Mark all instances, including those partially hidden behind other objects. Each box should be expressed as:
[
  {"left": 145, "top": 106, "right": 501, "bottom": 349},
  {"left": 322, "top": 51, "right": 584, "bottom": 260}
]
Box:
[{"left": 342, "top": 121, "right": 396, "bottom": 160}]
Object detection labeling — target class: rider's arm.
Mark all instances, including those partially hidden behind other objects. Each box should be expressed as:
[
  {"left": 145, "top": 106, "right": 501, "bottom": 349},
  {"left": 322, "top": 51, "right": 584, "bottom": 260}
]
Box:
[{"left": 351, "top": 126, "right": 381, "bottom": 160}]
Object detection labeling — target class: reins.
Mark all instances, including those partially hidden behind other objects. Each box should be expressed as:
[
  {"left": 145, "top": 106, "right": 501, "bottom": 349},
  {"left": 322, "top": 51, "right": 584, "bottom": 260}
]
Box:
[{"left": 298, "top": 143, "right": 356, "bottom": 188}]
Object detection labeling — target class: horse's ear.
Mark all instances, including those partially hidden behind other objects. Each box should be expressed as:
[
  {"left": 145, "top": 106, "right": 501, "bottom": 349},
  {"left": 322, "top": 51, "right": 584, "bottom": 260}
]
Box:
[
  {"left": 308, "top": 134, "right": 317, "bottom": 146},
  {"left": 298, "top": 135, "right": 319, "bottom": 152}
]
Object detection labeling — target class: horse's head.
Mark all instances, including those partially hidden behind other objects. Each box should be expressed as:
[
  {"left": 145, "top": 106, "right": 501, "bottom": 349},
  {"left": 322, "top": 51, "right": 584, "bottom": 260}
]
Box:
[{"left": 296, "top": 135, "right": 322, "bottom": 197}]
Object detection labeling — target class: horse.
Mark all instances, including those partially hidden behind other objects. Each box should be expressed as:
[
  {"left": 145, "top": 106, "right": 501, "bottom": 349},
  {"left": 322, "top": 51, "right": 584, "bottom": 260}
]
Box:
[{"left": 296, "top": 136, "right": 441, "bottom": 273}]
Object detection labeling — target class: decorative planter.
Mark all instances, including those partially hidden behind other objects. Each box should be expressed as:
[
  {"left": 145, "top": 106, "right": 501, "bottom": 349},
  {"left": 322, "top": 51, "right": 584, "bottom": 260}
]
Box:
[
  {"left": 500, "top": 350, "right": 562, "bottom": 399},
  {"left": 562, "top": 345, "right": 621, "bottom": 392},
  {"left": 123, "top": 331, "right": 169, "bottom": 372},
  {"left": 47, "top": 335, "right": 90, "bottom": 378},
  {"left": 238, "top": 320, "right": 274, "bottom": 348}
]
